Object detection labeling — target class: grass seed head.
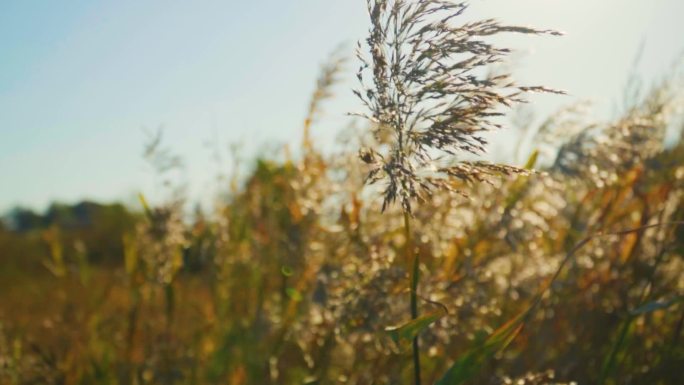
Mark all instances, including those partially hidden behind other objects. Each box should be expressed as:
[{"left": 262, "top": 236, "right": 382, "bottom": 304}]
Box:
[{"left": 354, "top": 0, "right": 564, "bottom": 213}]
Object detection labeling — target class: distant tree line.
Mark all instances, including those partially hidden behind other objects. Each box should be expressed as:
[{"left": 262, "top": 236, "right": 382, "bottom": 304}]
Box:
[{"left": 0, "top": 201, "right": 138, "bottom": 268}]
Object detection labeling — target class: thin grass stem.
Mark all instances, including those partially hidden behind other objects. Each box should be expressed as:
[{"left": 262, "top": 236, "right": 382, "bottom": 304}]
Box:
[{"left": 404, "top": 211, "right": 421, "bottom": 385}]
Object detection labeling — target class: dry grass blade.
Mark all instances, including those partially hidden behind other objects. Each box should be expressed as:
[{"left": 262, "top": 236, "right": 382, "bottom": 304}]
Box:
[{"left": 435, "top": 222, "right": 684, "bottom": 385}]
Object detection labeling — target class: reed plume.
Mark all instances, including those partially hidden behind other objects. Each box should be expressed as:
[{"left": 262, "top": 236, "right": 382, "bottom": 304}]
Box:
[
  {"left": 353, "top": 2, "right": 563, "bottom": 384},
  {"left": 354, "top": 0, "right": 564, "bottom": 213}
]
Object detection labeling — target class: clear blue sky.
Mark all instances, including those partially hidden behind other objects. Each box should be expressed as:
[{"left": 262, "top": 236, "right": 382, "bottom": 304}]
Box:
[{"left": 1, "top": 0, "right": 683, "bottom": 212}]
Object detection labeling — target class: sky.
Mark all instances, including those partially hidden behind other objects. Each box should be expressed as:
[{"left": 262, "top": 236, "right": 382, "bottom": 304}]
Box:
[{"left": 1, "top": 0, "right": 683, "bottom": 212}]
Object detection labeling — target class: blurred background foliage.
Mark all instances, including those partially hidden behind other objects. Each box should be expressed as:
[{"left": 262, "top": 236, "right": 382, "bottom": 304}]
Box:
[{"left": 1, "top": 50, "right": 684, "bottom": 385}]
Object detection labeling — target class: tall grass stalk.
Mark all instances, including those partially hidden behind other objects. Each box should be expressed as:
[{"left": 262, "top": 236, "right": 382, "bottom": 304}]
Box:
[
  {"left": 354, "top": 1, "right": 562, "bottom": 383},
  {"left": 404, "top": 210, "right": 421, "bottom": 384}
]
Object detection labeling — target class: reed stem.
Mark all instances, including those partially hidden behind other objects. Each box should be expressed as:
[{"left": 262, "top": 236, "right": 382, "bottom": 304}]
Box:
[{"left": 404, "top": 211, "right": 421, "bottom": 385}]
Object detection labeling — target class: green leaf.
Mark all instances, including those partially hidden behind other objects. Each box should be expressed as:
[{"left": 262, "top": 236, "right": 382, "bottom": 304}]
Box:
[
  {"left": 286, "top": 288, "right": 303, "bottom": 302},
  {"left": 630, "top": 297, "right": 683, "bottom": 316},
  {"left": 281, "top": 265, "right": 294, "bottom": 277},
  {"left": 503, "top": 150, "right": 538, "bottom": 211},
  {"left": 434, "top": 314, "right": 525, "bottom": 385},
  {"left": 385, "top": 311, "right": 445, "bottom": 345},
  {"left": 523, "top": 149, "right": 539, "bottom": 170},
  {"left": 138, "top": 193, "right": 154, "bottom": 220}
]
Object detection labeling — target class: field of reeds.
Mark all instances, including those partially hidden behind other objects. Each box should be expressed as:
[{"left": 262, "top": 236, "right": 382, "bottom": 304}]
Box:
[{"left": 1, "top": 1, "right": 683, "bottom": 384}]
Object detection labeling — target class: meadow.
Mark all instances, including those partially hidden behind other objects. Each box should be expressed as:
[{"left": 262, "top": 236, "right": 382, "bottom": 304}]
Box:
[{"left": 1, "top": 1, "right": 684, "bottom": 384}]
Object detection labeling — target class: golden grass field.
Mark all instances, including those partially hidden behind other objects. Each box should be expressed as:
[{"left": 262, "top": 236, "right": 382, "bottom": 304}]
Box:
[{"left": 1, "top": 1, "right": 684, "bottom": 384}]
